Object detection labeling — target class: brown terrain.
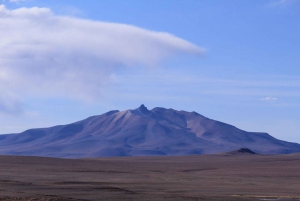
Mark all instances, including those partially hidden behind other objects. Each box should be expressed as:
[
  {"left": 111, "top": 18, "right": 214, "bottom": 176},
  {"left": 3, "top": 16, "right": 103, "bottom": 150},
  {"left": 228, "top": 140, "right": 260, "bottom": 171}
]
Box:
[{"left": 0, "top": 152, "right": 300, "bottom": 201}]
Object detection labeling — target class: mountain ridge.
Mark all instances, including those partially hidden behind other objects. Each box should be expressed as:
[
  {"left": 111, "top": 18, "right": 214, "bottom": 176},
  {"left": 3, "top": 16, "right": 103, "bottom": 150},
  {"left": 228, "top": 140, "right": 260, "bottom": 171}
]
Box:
[{"left": 0, "top": 104, "right": 299, "bottom": 158}]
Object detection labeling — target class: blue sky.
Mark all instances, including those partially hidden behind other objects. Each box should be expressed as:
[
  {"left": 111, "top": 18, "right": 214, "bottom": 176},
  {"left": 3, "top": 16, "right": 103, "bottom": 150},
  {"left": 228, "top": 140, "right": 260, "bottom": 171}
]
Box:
[{"left": 0, "top": 0, "right": 300, "bottom": 143}]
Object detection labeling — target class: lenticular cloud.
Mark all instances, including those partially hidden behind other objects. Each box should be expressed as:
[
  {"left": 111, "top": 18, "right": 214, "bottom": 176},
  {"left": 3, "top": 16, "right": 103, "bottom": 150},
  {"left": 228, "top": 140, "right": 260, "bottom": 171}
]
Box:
[{"left": 0, "top": 5, "right": 204, "bottom": 113}]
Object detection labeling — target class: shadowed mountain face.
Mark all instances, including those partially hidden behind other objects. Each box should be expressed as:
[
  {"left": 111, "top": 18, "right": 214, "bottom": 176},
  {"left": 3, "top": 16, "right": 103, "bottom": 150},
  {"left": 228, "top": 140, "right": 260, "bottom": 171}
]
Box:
[{"left": 0, "top": 105, "right": 299, "bottom": 158}]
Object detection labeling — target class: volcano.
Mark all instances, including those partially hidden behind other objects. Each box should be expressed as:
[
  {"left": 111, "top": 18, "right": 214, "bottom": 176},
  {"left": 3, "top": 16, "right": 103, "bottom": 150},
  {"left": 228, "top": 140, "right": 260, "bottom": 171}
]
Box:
[{"left": 0, "top": 105, "right": 299, "bottom": 158}]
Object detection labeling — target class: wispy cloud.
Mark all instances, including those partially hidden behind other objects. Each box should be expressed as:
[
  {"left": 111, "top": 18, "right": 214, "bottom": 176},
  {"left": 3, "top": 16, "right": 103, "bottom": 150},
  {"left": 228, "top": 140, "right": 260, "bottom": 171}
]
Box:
[
  {"left": 0, "top": 5, "right": 204, "bottom": 114},
  {"left": 110, "top": 71, "right": 300, "bottom": 107},
  {"left": 0, "top": 95, "right": 24, "bottom": 115},
  {"left": 1, "top": 0, "right": 28, "bottom": 3},
  {"left": 269, "top": 0, "right": 300, "bottom": 6},
  {"left": 9, "top": 0, "right": 25, "bottom": 2},
  {"left": 260, "top": 97, "right": 277, "bottom": 101}
]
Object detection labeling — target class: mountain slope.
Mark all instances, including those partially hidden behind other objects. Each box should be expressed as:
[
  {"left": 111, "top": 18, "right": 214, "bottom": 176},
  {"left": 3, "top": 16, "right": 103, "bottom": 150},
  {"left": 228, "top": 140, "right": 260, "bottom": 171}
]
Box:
[{"left": 0, "top": 105, "right": 299, "bottom": 158}]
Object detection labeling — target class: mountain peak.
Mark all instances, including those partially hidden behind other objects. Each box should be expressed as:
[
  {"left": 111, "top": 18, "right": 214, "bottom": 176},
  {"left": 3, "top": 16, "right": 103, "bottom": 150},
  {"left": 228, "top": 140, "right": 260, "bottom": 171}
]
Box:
[
  {"left": 139, "top": 104, "right": 148, "bottom": 112},
  {"left": 137, "top": 104, "right": 150, "bottom": 114},
  {"left": 130, "top": 104, "right": 151, "bottom": 116}
]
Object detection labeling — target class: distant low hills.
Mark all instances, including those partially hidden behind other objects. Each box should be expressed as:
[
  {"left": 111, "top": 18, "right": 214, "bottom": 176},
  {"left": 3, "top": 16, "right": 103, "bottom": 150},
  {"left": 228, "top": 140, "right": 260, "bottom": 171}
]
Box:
[
  {"left": 0, "top": 104, "right": 299, "bottom": 158},
  {"left": 221, "top": 148, "right": 257, "bottom": 156}
]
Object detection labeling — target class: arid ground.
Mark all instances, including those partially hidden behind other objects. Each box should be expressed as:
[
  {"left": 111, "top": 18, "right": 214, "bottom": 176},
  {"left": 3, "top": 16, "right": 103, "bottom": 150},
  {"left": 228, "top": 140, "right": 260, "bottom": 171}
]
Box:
[{"left": 0, "top": 153, "right": 300, "bottom": 201}]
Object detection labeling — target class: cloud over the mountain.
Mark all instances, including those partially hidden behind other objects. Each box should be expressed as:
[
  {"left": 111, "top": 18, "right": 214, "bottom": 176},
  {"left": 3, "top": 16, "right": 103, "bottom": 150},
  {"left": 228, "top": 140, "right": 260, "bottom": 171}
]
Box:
[{"left": 0, "top": 5, "right": 204, "bottom": 113}]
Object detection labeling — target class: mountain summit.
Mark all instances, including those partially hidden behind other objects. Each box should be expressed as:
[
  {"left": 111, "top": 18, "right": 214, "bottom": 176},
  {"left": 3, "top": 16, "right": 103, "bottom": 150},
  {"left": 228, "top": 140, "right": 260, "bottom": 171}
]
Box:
[{"left": 0, "top": 105, "right": 299, "bottom": 158}]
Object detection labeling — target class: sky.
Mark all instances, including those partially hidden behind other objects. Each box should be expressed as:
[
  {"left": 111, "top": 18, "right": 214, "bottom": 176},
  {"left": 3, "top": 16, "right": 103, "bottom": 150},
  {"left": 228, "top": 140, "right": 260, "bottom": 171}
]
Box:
[{"left": 0, "top": 0, "right": 300, "bottom": 143}]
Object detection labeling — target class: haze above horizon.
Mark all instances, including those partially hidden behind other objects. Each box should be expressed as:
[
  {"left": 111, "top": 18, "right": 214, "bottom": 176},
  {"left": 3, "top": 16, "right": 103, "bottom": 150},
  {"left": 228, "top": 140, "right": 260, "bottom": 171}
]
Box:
[{"left": 0, "top": 0, "right": 299, "bottom": 143}]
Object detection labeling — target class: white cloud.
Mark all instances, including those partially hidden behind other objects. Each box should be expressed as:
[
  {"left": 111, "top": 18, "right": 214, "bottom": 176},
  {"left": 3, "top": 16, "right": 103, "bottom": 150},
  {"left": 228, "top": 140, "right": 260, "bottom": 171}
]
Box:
[
  {"left": 260, "top": 97, "right": 277, "bottom": 101},
  {"left": 0, "top": 5, "right": 204, "bottom": 114}
]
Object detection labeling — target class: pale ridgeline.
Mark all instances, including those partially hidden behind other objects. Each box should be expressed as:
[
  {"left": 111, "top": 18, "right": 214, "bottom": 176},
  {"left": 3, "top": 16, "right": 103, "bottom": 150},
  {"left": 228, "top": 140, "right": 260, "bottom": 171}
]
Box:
[{"left": 0, "top": 104, "right": 299, "bottom": 158}]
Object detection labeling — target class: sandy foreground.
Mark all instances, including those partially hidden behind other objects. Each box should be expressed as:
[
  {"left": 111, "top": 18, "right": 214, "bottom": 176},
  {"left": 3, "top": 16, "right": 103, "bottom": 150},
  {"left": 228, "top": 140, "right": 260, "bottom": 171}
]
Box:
[{"left": 0, "top": 153, "right": 300, "bottom": 201}]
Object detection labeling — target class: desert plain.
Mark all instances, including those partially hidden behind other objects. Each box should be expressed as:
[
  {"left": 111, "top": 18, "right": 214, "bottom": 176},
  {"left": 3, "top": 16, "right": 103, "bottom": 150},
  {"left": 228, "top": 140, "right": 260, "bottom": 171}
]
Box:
[{"left": 0, "top": 153, "right": 300, "bottom": 201}]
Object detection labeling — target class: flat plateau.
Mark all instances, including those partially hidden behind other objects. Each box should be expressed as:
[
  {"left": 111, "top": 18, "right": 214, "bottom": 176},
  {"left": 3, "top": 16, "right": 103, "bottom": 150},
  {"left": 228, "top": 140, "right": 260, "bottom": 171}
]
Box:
[{"left": 0, "top": 153, "right": 300, "bottom": 201}]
